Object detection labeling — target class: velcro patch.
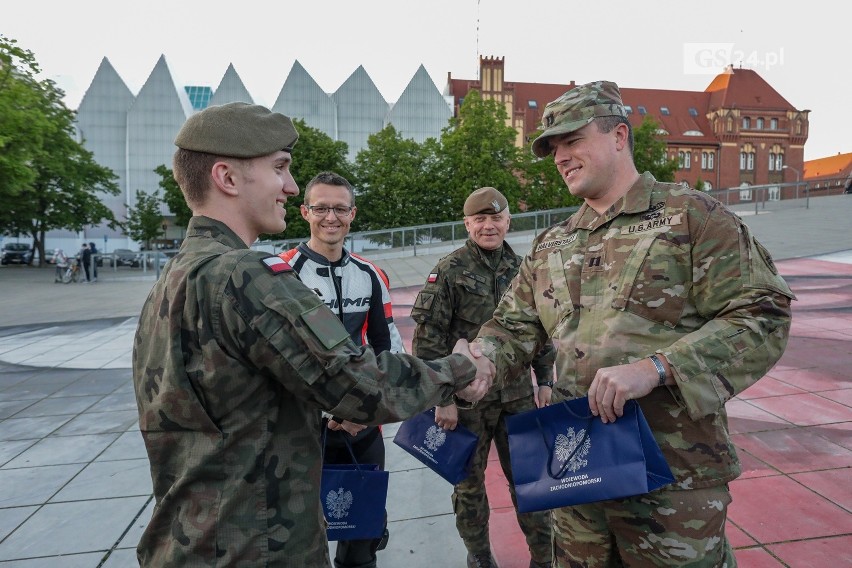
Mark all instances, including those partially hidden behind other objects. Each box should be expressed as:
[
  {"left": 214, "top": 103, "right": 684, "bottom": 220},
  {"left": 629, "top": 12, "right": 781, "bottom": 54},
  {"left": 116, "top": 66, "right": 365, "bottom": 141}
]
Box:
[
  {"left": 301, "top": 304, "right": 349, "bottom": 349},
  {"left": 535, "top": 232, "right": 578, "bottom": 252},
  {"left": 262, "top": 256, "right": 293, "bottom": 274},
  {"left": 427, "top": 272, "right": 439, "bottom": 283},
  {"left": 620, "top": 214, "right": 682, "bottom": 235},
  {"left": 462, "top": 270, "right": 487, "bottom": 284}
]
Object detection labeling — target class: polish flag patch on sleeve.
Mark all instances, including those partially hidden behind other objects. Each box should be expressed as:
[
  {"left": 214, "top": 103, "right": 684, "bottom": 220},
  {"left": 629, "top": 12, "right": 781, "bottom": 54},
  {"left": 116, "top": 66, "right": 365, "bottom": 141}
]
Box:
[
  {"left": 262, "top": 256, "right": 293, "bottom": 274},
  {"left": 427, "top": 272, "right": 439, "bottom": 283}
]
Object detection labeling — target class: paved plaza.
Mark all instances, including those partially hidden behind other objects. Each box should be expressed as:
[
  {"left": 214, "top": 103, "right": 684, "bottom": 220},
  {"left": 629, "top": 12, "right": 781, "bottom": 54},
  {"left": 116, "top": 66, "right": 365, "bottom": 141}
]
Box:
[{"left": 0, "top": 194, "right": 850, "bottom": 567}]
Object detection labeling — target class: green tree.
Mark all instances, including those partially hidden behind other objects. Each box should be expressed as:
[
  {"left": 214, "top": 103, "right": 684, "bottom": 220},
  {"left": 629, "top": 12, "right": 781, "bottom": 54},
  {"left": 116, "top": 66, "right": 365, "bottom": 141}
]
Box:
[
  {"left": 352, "top": 126, "right": 445, "bottom": 230},
  {"left": 516, "top": 145, "right": 582, "bottom": 211},
  {"left": 1, "top": 35, "right": 120, "bottom": 266},
  {"left": 633, "top": 116, "right": 678, "bottom": 182},
  {"left": 436, "top": 90, "right": 522, "bottom": 219},
  {"left": 155, "top": 164, "right": 192, "bottom": 228},
  {"left": 0, "top": 36, "right": 40, "bottom": 227},
  {"left": 124, "top": 190, "right": 164, "bottom": 250}
]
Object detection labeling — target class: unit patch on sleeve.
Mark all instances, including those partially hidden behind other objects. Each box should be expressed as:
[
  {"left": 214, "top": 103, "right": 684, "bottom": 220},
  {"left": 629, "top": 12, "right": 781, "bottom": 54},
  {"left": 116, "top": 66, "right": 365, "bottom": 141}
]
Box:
[
  {"left": 262, "top": 256, "right": 293, "bottom": 274},
  {"left": 427, "top": 272, "right": 439, "bottom": 283}
]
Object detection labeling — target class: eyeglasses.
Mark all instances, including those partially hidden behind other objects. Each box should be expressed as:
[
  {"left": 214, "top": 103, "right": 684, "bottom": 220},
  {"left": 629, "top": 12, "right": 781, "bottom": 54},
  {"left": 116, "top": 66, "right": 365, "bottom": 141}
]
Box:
[{"left": 306, "top": 205, "right": 354, "bottom": 217}]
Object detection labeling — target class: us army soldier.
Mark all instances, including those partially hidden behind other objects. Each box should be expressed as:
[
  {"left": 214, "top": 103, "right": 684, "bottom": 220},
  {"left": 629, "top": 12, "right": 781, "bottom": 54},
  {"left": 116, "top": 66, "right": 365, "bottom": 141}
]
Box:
[{"left": 473, "top": 81, "right": 795, "bottom": 567}]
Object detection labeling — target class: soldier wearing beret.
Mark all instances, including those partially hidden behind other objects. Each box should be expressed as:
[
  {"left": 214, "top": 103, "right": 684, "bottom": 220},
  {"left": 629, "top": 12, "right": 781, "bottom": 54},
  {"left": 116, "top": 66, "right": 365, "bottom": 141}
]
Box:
[
  {"left": 472, "top": 81, "right": 795, "bottom": 566},
  {"left": 411, "top": 187, "right": 554, "bottom": 568},
  {"left": 132, "top": 102, "right": 494, "bottom": 567}
]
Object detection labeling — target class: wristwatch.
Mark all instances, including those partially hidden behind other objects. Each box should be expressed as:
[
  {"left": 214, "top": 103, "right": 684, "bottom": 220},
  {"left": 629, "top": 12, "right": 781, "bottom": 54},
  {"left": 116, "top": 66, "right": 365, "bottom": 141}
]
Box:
[{"left": 537, "top": 380, "right": 554, "bottom": 388}]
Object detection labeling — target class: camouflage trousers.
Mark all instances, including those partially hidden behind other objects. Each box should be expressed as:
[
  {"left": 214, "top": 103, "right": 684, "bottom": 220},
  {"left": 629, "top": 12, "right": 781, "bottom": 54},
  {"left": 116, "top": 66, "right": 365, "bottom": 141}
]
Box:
[
  {"left": 453, "top": 395, "right": 553, "bottom": 563},
  {"left": 552, "top": 485, "right": 735, "bottom": 567}
]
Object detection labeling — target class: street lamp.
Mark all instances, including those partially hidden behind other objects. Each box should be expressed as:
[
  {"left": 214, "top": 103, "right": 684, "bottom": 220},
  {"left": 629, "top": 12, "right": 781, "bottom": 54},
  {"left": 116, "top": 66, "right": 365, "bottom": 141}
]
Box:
[
  {"left": 782, "top": 165, "right": 803, "bottom": 201},
  {"left": 782, "top": 164, "right": 800, "bottom": 183}
]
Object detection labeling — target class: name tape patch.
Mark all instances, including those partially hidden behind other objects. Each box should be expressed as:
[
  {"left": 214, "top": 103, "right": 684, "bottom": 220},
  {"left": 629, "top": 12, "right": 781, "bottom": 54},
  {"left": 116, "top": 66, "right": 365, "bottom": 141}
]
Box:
[
  {"left": 620, "top": 214, "right": 682, "bottom": 235},
  {"left": 535, "top": 232, "right": 578, "bottom": 253}
]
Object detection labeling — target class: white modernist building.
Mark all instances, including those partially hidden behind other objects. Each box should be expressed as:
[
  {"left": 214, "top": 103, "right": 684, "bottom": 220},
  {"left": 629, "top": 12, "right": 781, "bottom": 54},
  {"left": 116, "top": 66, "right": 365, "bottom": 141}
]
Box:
[{"left": 53, "top": 56, "right": 453, "bottom": 252}]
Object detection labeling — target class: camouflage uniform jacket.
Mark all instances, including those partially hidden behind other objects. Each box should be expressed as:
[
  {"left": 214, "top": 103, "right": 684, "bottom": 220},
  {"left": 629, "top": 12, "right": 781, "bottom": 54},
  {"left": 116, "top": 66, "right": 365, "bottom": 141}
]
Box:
[
  {"left": 132, "top": 216, "right": 477, "bottom": 567},
  {"left": 477, "top": 173, "right": 795, "bottom": 489},
  {"left": 411, "top": 239, "right": 554, "bottom": 404}
]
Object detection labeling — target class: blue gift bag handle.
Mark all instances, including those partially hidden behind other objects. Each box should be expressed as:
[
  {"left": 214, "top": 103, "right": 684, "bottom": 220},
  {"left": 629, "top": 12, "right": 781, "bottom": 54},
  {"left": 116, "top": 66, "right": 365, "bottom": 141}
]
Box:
[
  {"left": 535, "top": 401, "right": 593, "bottom": 480},
  {"left": 322, "top": 422, "right": 370, "bottom": 479}
]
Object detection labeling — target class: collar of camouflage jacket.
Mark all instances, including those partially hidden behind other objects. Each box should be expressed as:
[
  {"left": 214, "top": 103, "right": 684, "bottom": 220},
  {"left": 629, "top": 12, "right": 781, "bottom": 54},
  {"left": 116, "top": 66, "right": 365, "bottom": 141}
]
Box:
[{"left": 186, "top": 216, "right": 250, "bottom": 249}]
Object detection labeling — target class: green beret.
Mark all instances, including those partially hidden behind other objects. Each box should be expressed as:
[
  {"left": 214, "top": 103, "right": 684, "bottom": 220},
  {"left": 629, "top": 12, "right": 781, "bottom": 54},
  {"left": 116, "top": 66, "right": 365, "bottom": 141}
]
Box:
[
  {"left": 531, "top": 80, "right": 627, "bottom": 158},
  {"left": 174, "top": 102, "right": 299, "bottom": 158},
  {"left": 464, "top": 187, "right": 509, "bottom": 216}
]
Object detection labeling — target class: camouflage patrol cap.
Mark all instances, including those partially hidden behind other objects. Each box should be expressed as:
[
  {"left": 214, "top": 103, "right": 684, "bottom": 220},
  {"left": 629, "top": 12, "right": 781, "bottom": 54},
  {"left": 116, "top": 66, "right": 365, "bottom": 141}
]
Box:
[
  {"left": 175, "top": 102, "right": 298, "bottom": 158},
  {"left": 464, "top": 187, "right": 508, "bottom": 216},
  {"left": 531, "top": 80, "right": 628, "bottom": 157}
]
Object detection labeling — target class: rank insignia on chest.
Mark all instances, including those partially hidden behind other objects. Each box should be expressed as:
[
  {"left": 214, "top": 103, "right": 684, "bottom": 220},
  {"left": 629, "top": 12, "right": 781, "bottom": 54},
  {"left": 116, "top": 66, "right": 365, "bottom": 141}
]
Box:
[
  {"left": 262, "top": 257, "right": 293, "bottom": 274},
  {"left": 427, "top": 272, "right": 439, "bottom": 283}
]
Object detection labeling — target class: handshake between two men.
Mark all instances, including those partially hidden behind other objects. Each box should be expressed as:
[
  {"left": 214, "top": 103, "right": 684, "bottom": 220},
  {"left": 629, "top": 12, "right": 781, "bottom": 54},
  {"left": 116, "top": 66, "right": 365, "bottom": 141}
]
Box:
[
  {"left": 451, "top": 338, "right": 494, "bottom": 403},
  {"left": 326, "top": 338, "right": 495, "bottom": 436}
]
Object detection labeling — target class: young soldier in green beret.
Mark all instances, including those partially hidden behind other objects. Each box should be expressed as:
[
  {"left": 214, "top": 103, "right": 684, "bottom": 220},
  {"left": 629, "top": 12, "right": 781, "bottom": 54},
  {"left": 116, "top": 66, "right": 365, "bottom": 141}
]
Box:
[
  {"left": 412, "top": 187, "right": 554, "bottom": 568},
  {"left": 132, "top": 102, "right": 494, "bottom": 568},
  {"left": 473, "top": 81, "right": 795, "bottom": 567}
]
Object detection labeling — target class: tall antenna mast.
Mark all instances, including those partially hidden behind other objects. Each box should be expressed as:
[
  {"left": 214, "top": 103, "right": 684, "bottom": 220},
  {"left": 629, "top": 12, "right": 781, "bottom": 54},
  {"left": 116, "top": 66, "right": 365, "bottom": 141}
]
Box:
[{"left": 476, "top": 0, "right": 481, "bottom": 80}]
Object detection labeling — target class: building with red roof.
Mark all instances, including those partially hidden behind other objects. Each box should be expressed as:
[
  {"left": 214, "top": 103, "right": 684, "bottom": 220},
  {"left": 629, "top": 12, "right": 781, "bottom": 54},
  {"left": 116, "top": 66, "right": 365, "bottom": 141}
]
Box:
[
  {"left": 804, "top": 152, "right": 852, "bottom": 195},
  {"left": 447, "top": 57, "right": 813, "bottom": 192}
]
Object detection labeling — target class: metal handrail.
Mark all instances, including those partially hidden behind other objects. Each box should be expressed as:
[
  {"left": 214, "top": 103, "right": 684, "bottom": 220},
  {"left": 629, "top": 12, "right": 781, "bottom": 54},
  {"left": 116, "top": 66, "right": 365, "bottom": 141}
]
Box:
[{"left": 255, "top": 206, "right": 580, "bottom": 257}]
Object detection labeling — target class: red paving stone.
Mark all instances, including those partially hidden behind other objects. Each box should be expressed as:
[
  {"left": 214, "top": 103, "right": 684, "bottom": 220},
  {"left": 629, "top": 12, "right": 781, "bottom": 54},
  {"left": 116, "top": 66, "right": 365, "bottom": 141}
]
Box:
[
  {"left": 766, "top": 534, "right": 852, "bottom": 566},
  {"left": 389, "top": 257, "right": 852, "bottom": 567}
]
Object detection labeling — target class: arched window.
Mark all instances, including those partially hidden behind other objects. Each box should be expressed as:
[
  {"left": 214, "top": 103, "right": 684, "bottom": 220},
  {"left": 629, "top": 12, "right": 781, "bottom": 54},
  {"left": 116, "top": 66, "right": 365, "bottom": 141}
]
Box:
[
  {"left": 768, "top": 145, "right": 784, "bottom": 171},
  {"left": 740, "top": 144, "right": 756, "bottom": 171}
]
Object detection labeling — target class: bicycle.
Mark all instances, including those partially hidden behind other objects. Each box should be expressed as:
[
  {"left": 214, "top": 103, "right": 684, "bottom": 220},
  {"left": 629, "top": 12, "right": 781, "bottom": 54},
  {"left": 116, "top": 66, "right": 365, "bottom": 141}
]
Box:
[{"left": 62, "top": 258, "right": 81, "bottom": 283}]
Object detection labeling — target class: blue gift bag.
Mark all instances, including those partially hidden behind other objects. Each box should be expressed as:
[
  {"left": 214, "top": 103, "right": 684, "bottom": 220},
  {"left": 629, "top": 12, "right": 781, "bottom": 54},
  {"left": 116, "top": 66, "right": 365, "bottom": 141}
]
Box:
[
  {"left": 393, "top": 408, "right": 479, "bottom": 485},
  {"left": 321, "top": 433, "right": 389, "bottom": 541},
  {"left": 506, "top": 396, "right": 675, "bottom": 513}
]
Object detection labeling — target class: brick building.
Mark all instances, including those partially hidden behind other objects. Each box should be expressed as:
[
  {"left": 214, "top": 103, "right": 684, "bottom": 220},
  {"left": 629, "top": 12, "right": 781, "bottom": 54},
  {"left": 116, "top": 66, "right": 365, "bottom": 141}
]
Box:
[
  {"left": 804, "top": 152, "right": 852, "bottom": 196},
  {"left": 446, "top": 56, "right": 810, "bottom": 192}
]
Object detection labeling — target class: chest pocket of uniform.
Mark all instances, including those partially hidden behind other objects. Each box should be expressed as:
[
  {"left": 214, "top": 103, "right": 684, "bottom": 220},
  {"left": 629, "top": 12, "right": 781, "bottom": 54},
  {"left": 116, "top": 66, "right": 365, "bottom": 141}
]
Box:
[
  {"left": 539, "top": 250, "right": 575, "bottom": 337},
  {"left": 612, "top": 233, "right": 690, "bottom": 328},
  {"left": 454, "top": 272, "right": 491, "bottom": 326}
]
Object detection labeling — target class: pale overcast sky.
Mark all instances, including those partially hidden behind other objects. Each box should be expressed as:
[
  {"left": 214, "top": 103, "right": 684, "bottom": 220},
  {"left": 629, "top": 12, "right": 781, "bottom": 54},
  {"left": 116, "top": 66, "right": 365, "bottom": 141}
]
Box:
[{"left": 5, "top": 0, "right": 847, "bottom": 161}]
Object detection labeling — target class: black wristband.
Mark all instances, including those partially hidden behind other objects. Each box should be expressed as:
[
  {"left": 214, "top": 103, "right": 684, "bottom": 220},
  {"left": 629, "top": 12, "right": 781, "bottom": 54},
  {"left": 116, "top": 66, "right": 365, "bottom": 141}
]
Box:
[
  {"left": 648, "top": 355, "right": 667, "bottom": 387},
  {"left": 537, "top": 380, "right": 554, "bottom": 388}
]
